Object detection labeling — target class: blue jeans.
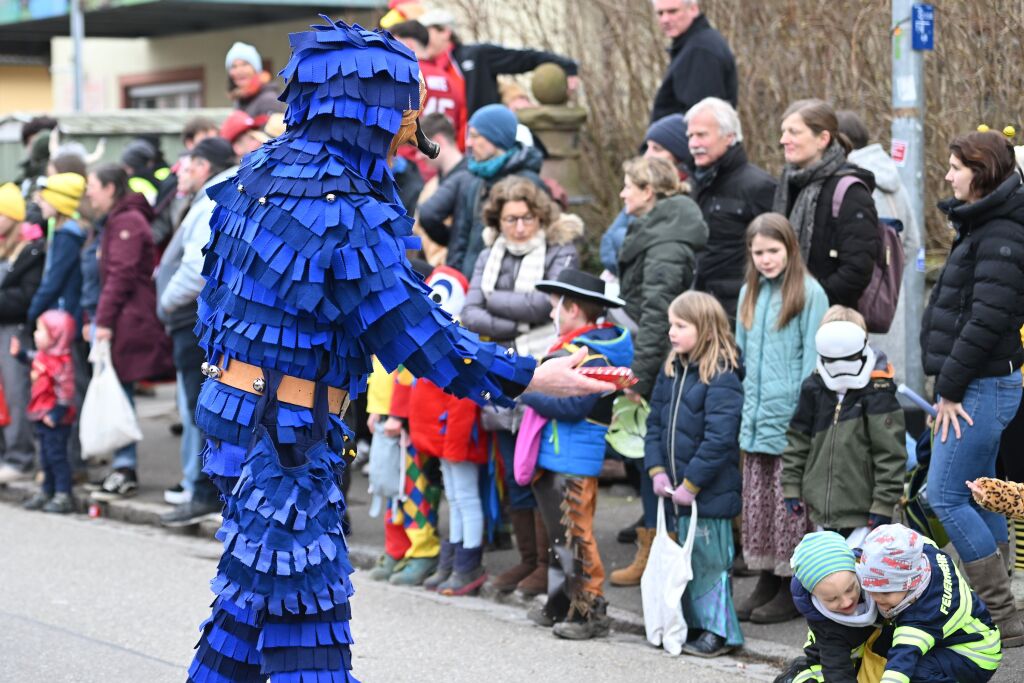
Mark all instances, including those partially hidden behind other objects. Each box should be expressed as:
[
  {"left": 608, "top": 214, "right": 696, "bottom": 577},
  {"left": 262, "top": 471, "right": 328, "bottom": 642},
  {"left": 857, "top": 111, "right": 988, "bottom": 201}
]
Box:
[
  {"left": 37, "top": 423, "right": 71, "bottom": 495},
  {"left": 111, "top": 382, "right": 137, "bottom": 470},
  {"left": 177, "top": 377, "right": 203, "bottom": 492},
  {"left": 440, "top": 459, "right": 484, "bottom": 549},
  {"left": 928, "top": 372, "right": 1022, "bottom": 562},
  {"left": 495, "top": 429, "right": 535, "bottom": 510}
]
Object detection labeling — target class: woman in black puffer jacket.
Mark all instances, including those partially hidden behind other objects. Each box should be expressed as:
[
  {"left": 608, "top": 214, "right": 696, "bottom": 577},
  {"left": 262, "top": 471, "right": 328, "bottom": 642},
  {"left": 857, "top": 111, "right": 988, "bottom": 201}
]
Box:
[{"left": 921, "top": 130, "right": 1024, "bottom": 648}]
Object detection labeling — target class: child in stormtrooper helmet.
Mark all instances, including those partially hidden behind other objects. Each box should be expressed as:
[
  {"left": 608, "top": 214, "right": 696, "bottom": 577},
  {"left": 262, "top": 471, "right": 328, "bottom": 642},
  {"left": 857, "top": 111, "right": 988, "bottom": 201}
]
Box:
[{"left": 781, "top": 306, "right": 906, "bottom": 537}]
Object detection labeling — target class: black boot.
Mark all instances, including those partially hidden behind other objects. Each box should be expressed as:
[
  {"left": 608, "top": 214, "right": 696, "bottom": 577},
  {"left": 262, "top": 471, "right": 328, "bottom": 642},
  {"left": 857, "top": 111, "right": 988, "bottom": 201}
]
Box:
[
  {"left": 617, "top": 514, "right": 643, "bottom": 544},
  {"left": 552, "top": 597, "right": 610, "bottom": 640},
  {"left": 439, "top": 545, "right": 486, "bottom": 596},
  {"left": 682, "top": 630, "right": 734, "bottom": 658},
  {"left": 423, "top": 540, "right": 456, "bottom": 591}
]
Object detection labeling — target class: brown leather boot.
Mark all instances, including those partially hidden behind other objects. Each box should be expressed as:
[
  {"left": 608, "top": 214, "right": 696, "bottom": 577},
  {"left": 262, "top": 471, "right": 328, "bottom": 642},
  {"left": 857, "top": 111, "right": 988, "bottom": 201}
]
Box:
[
  {"left": 610, "top": 528, "right": 655, "bottom": 586},
  {"left": 963, "top": 550, "right": 1024, "bottom": 648},
  {"left": 516, "top": 509, "right": 549, "bottom": 596},
  {"left": 735, "top": 571, "right": 781, "bottom": 621},
  {"left": 488, "top": 509, "right": 537, "bottom": 592}
]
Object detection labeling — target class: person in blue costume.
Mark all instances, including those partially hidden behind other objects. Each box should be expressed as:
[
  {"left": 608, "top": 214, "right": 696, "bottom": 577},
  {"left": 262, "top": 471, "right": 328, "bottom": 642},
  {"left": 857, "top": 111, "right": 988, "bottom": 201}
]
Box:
[{"left": 186, "top": 17, "right": 537, "bottom": 683}]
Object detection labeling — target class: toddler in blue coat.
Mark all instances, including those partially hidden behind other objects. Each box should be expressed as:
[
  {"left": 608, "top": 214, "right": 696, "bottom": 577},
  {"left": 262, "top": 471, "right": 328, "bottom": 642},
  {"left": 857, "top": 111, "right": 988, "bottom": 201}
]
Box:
[{"left": 645, "top": 290, "right": 744, "bottom": 657}]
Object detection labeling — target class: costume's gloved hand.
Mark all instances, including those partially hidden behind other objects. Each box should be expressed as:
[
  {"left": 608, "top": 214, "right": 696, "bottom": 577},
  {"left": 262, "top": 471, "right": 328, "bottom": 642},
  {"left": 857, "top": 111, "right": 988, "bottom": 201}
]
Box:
[
  {"left": 652, "top": 472, "right": 672, "bottom": 498},
  {"left": 784, "top": 498, "right": 804, "bottom": 516},
  {"left": 867, "top": 513, "right": 891, "bottom": 529},
  {"left": 671, "top": 485, "right": 696, "bottom": 506}
]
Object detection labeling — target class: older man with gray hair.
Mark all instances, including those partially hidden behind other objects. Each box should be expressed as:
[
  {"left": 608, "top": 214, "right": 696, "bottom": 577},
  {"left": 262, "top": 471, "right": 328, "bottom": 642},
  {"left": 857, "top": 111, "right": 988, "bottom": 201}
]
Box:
[{"left": 686, "top": 96, "right": 776, "bottom": 319}]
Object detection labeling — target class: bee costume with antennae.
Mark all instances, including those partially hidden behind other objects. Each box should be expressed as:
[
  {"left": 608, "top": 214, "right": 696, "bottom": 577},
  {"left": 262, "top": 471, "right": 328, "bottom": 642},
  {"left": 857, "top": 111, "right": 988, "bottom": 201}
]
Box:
[{"left": 187, "top": 18, "right": 534, "bottom": 683}]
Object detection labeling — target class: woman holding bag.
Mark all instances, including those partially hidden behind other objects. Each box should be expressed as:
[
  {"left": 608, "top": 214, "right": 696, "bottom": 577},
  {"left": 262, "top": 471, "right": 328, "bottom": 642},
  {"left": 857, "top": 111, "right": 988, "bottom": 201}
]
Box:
[
  {"left": 644, "top": 291, "right": 744, "bottom": 658},
  {"left": 0, "top": 184, "right": 45, "bottom": 484},
  {"left": 461, "top": 176, "right": 580, "bottom": 597},
  {"left": 85, "top": 164, "right": 173, "bottom": 499}
]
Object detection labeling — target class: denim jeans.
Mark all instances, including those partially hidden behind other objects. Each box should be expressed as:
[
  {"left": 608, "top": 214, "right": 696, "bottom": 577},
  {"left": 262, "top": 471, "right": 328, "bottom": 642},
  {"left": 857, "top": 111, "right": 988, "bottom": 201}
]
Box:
[
  {"left": 495, "top": 429, "right": 535, "bottom": 510},
  {"left": 172, "top": 326, "right": 220, "bottom": 505},
  {"left": 928, "top": 372, "right": 1022, "bottom": 562},
  {"left": 37, "top": 423, "right": 71, "bottom": 495},
  {"left": 111, "top": 382, "right": 137, "bottom": 470},
  {"left": 440, "top": 459, "right": 484, "bottom": 549},
  {"left": 177, "top": 376, "right": 203, "bottom": 492}
]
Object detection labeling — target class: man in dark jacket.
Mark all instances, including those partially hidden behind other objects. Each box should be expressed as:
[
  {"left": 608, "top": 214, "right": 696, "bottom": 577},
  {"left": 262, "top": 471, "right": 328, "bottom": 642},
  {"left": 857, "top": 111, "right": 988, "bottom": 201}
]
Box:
[
  {"left": 419, "top": 104, "right": 546, "bottom": 277},
  {"left": 420, "top": 9, "right": 579, "bottom": 116},
  {"left": 686, "top": 97, "right": 776, "bottom": 319},
  {"left": 155, "top": 137, "right": 237, "bottom": 526},
  {"left": 650, "top": 0, "right": 737, "bottom": 123}
]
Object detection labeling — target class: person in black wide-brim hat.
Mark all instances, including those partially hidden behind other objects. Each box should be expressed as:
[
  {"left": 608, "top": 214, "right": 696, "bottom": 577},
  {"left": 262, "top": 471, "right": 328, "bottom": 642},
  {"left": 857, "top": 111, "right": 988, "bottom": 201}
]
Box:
[{"left": 520, "top": 267, "right": 635, "bottom": 640}]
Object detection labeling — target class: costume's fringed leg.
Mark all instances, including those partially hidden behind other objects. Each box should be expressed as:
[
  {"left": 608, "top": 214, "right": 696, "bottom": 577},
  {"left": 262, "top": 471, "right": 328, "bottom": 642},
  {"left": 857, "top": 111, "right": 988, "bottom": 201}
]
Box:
[
  {"left": 188, "top": 598, "right": 264, "bottom": 683},
  {"left": 399, "top": 445, "right": 440, "bottom": 559},
  {"left": 559, "top": 477, "right": 602, "bottom": 620},
  {"left": 190, "top": 426, "right": 359, "bottom": 683}
]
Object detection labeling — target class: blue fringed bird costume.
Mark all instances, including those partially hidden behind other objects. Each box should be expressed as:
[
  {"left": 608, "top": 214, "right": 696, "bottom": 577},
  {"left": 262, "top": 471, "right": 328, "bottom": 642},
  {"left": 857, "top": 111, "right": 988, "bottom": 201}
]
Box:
[{"left": 187, "top": 18, "right": 535, "bottom": 683}]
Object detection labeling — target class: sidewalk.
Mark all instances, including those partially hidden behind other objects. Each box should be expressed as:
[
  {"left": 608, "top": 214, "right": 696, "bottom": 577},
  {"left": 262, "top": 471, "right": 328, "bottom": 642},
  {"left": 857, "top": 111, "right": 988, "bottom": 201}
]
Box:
[{"left": 6, "top": 384, "right": 1019, "bottom": 678}]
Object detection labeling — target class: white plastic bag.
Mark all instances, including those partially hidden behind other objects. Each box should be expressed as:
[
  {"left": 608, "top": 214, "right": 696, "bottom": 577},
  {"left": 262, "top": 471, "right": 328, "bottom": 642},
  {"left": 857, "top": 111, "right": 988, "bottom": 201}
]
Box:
[
  {"left": 79, "top": 340, "right": 143, "bottom": 458},
  {"left": 641, "top": 498, "right": 697, "bottom": 655}
]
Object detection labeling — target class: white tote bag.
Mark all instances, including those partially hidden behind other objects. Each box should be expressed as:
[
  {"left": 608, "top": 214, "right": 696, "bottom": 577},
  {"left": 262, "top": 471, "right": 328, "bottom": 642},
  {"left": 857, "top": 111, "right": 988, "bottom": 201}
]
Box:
[
  {"left": 641, "top": 499, "right": 698, "bottom": 655},
  {"left": 79, "top": 340, "right": 143, "bottom": 458}
]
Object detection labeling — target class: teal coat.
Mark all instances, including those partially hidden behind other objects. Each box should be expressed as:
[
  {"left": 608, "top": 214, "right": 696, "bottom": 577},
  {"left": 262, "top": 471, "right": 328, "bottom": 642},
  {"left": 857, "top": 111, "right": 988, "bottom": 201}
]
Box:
[{"left": 735, "top": 273, "right": 828, "bottom": 455}]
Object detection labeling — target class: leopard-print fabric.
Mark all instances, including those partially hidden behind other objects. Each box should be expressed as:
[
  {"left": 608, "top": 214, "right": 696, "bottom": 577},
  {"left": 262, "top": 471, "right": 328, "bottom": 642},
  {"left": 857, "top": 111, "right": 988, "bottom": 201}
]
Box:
[{"left": 971, "top": 478, "right": 1024, "bottom": 520}]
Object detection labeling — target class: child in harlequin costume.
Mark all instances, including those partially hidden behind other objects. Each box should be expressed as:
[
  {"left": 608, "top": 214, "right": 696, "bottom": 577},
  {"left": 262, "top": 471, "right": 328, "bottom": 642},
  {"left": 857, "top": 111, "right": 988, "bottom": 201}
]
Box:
[
  {"left": 519, "top": 269, "right": 633, "bottom": 640},
  {"left": 187, "top": 17, "right": 534, "bottom": 683},
  {"left": 856, "top": 524, "right": 1002, "bottom": 683}
]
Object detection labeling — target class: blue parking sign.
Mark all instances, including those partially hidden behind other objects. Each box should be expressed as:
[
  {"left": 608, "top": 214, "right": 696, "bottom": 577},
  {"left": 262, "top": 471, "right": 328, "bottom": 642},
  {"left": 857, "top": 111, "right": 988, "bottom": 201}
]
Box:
[{"left": 912, "top": 3, "right": 935, "bottom": 51}]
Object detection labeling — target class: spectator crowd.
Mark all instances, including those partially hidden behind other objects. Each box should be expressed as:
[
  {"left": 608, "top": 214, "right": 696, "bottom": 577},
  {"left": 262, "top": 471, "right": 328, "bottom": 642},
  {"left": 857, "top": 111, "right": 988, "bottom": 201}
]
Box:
[{"left": 2, "top": 0, "right": 1024, "bottom": 679}]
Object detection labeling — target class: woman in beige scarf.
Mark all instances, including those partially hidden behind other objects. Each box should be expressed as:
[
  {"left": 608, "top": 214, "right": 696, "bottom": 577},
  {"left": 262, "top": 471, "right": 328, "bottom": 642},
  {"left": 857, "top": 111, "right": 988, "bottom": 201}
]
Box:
[{"left": 461, "top": 175, "right": 582, "bottom": 599}]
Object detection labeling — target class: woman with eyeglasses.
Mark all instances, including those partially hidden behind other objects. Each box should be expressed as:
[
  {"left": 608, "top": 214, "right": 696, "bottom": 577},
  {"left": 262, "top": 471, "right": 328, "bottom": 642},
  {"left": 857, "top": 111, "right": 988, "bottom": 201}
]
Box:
[
  {"left": 921, "top": 129, "right": 1024, "bottom": 648},
  {"left": 461, "top": 175, "right": 581, "bottom": 599},
  {"left": 608, "top": 155, "right": 707, "bottom": 588}
]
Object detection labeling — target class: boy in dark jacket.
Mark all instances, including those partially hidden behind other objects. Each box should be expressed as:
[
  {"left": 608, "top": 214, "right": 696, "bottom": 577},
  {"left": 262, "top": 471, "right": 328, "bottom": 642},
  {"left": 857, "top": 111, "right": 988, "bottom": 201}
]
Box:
[
  {"left": 783, "top": 307, "right": 906, "bottom": 535},
  {"left": 857, "top": 524, "right": 1002, "bottom": 682},
  {"left": 785, "top": 531, "right": 887, "bottom": 683},
  {"left": 519, "top": 269, "right": 633, "bottom": 640}
]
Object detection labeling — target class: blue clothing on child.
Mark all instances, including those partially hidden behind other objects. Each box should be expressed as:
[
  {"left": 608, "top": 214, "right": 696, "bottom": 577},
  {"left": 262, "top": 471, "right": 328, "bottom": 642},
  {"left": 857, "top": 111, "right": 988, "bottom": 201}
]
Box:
[
  {"left": 519, "top": 324, "right": 634, "bottom": 477},
  {"left": 28, "top": 219, "right": 84, "bottom": 323}
]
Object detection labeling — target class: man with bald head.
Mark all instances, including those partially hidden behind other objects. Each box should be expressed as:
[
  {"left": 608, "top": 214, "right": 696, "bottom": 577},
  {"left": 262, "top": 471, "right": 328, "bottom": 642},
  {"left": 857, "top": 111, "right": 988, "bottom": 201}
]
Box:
[{"left": 650, "top": 0, "right": 737, "bottom": 124}]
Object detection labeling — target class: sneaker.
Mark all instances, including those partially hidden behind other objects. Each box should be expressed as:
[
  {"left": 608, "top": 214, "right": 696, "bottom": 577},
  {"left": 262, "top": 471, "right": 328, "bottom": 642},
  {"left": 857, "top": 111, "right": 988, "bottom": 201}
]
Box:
[
  {"left": 0, "top": 463, "right": 31, "bottom": 485},
  {"left": 160, "top": 499, "right": 221, "bottom": 527},
  {"left": 164, "top": 484, "right": 192, "bottom": 505},
  {"left": 90, "top": 469, "right": 138, "bottom": 501},
  {"left": 22, "top": 491, "right": 51, "bottom": 510},
  {"left": 43, "top": 493, "right": 74, "bottom": 514},
  {"left": 681, "top": 630, "right": 733, "bottom": 658}
]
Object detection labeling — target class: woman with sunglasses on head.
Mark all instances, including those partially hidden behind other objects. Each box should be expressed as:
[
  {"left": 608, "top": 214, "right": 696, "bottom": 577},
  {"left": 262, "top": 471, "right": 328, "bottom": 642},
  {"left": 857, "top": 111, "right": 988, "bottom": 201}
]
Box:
[{"left": 921, "top": 129, "right": 1024, "bottom": 648}]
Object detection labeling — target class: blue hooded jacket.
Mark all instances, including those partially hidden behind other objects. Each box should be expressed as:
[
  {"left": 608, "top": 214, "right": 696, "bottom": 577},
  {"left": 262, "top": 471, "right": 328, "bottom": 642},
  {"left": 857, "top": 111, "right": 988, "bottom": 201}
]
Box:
[{"left": 519, "top": 324, "right": 634, "bottom": 477}]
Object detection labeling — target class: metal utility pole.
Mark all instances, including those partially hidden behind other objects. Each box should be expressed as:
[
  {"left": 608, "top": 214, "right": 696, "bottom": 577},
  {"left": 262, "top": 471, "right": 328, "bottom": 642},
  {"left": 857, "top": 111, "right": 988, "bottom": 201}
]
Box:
[
  {"left": 891, "top": 0, "right": 931, "bottom": 395},
  {"left": 70, "top": 0, "right": 85, "bottom": 111}
]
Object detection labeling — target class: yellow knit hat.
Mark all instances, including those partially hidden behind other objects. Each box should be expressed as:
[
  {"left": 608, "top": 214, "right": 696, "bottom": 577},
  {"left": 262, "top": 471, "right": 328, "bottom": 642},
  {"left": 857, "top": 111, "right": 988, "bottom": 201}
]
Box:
[
  {"left": 38, "top": 172, "right": 85, "bottom": 217},
  {"left": 0, "top": 182, "right": 25, "bottom": 222}
]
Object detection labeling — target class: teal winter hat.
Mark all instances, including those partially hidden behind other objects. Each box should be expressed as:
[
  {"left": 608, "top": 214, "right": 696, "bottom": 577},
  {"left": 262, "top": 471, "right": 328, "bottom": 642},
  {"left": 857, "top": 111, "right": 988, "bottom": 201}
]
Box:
[
  {"left": 468, "top": 104, "right": 518, "bottom": 151},
  {"left": 791, "top": 531, "right": 856, "bottom": 591}
]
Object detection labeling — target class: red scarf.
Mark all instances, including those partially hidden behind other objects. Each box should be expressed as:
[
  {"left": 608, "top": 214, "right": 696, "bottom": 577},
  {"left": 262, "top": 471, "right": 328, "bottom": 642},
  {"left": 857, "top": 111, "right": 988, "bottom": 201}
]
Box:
[{"left": 547, "top": 322, "right": 614, "bottom": 355}]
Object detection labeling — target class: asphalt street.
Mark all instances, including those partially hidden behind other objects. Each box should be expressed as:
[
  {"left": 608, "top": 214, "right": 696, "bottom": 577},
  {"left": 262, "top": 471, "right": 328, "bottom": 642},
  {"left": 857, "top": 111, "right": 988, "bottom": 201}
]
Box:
[{"left": 0, "top": 507, "right": 776, "bottom": 682}]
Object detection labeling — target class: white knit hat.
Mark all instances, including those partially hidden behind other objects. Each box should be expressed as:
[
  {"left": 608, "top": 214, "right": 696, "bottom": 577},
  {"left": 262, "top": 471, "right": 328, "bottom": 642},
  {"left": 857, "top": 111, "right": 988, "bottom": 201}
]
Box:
[{"left": 225, "top": 41, "right": 262, "bottom": 73}]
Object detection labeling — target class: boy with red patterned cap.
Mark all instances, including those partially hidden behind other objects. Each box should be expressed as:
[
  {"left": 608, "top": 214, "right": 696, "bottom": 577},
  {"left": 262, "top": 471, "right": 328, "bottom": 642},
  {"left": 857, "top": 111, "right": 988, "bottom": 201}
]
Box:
[{"left": 856, "top": 524, "right": 1002, "bottom": 682}]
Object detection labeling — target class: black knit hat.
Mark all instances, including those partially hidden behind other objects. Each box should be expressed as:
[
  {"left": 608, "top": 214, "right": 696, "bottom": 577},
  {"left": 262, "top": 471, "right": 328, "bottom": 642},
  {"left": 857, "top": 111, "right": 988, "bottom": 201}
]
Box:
[
  {"left": 189, "top": 136, "right": 237, "bottom": 172},
  {"left": 536, "top": 269, "right": 625, "bottom": 308}
]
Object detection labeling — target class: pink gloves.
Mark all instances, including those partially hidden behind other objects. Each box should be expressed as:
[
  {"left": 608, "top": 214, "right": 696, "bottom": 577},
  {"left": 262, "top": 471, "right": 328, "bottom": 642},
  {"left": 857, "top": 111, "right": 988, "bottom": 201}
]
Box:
[
  {"left": 652, "top": 472, "right": 672, "bottom": 497},
  {"left": 671, "top": 486, "right": 695, "bottom": 506}
]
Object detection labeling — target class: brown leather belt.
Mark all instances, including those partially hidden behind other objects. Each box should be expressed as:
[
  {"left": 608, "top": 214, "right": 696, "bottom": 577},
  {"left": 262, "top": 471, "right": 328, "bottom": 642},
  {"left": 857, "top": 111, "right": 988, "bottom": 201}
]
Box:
[{"left": 201, "top": 357, "right": 350, "bottom": 417}]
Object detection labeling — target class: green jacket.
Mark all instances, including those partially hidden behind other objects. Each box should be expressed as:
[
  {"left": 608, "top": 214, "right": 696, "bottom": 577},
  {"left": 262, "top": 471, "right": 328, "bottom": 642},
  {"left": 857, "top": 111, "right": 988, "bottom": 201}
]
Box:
[
  {"left": 781, "top": 354, "right": 906, "bottom": 529},
  {"left": 617, "top": 194, "right": 707, "bottom": 398}
]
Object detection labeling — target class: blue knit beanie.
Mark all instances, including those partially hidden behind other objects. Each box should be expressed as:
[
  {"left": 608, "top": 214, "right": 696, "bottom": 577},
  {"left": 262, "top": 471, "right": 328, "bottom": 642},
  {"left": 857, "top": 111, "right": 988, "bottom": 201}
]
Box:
[
  {"left": 645, "top": 114, "right": 689, "bottom": 163},
  {"left": 468, "top": 104, "right": 518, "bottom": 151},
  {"left": 791, "top": 531, "right": 856, "bottom": 591}
]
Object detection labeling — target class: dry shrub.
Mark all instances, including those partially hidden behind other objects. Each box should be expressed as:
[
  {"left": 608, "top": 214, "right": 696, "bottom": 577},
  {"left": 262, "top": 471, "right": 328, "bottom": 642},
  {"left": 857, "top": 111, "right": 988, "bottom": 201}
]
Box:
[{"left": 444, "top": 0, "right": 1024, "bottom": 257}]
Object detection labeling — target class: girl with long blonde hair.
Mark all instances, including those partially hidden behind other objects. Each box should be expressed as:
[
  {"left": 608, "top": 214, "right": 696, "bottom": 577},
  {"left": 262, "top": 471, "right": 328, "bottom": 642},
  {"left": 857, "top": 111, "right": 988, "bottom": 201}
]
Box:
[{"left": 644, "top": 291, "right": 744, "bottom": 656}]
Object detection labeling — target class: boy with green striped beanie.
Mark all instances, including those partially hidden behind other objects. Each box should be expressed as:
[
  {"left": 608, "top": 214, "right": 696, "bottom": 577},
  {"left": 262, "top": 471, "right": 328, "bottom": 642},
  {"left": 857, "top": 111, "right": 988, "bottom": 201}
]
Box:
[{"left": 779, "top": 531, "right": 883, "bottom": 683}]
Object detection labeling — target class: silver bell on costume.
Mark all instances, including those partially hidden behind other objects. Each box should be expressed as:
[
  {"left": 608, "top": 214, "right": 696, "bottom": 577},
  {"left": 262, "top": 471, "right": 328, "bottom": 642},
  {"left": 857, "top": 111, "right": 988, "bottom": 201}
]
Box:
[{"left": 815, "top": 320, "right": 876, "bottom": 393}]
